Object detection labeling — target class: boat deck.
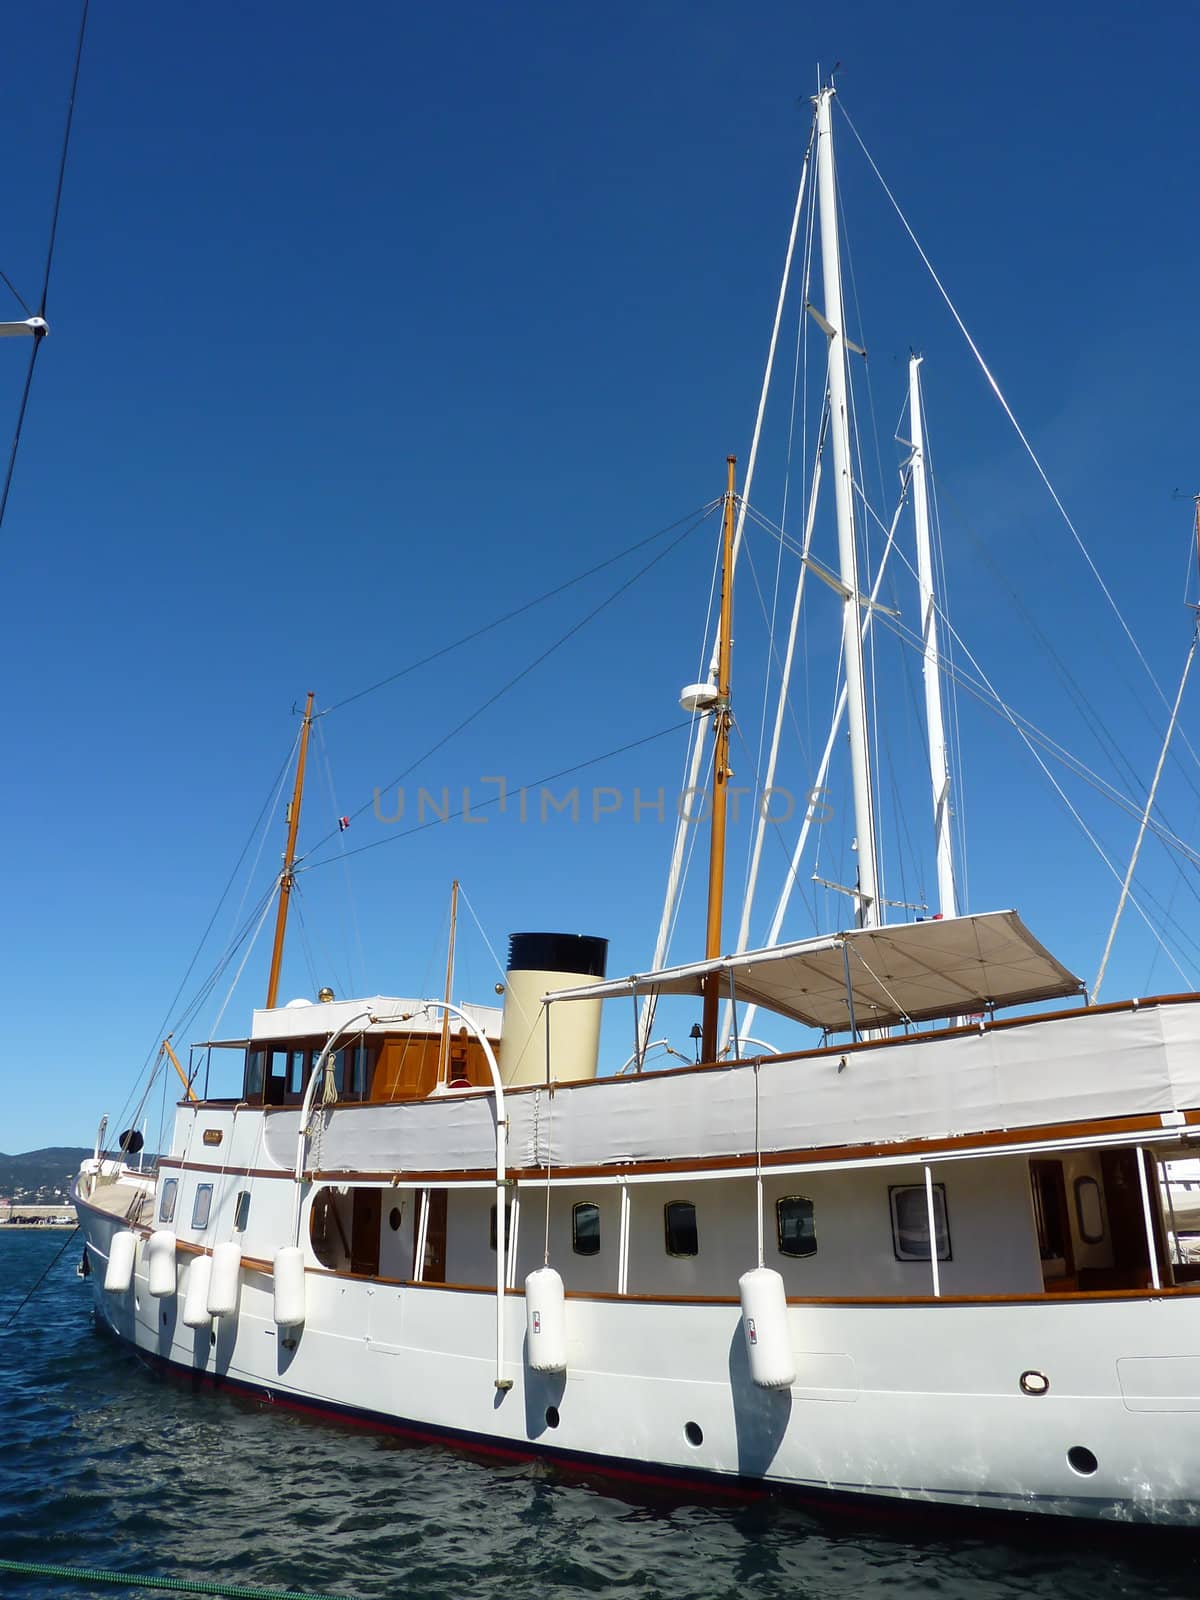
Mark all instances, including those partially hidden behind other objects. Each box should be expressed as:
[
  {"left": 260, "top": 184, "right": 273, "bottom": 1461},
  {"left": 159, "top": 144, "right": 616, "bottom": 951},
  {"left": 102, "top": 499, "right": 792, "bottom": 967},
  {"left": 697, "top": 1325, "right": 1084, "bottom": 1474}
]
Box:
[{"left": 75, "top": 1173, "right": 154, "bottom": 1228}]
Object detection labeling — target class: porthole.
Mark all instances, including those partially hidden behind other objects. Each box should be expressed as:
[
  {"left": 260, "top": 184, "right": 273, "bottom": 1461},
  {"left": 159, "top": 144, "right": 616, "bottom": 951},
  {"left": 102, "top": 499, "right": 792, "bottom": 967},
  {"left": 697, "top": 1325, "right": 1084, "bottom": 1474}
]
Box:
[
  {"left": 1019, "top": 1370, "right": 1050, "bottom": 1396},
  {"left": 664, "top": 1201, "right": 699, "bottom": 1258},
  {"left": 388, "top": 1207, "right": 403, "bottom": 1232},
  {"left": 191, "top": 1183, "right": 214, "bottom": 1231},
  {"left": 684, "top": 1421, "right": 703, "bottom": 1447},
  {"left": 545, "top": 1406, "right": 560, "bottom": 1429},
  {"left": 572, "top": 1203, "right": 601, "bottom": 1256},
  {"left": 776, "top": 1195, "right": 817, "bottom": 1258},
  {"left": 1067, "top": 1445, "right": 1098, "bottom": 1476}
]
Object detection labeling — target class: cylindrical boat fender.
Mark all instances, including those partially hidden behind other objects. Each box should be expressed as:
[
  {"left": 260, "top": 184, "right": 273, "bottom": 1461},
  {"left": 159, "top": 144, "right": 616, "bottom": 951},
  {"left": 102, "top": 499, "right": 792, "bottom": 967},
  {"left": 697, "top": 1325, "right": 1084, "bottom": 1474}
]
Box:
[
  {"left": 525, "top": 1266, "right": 567, "bottom": 1372},
  {"left": 146, "top": 1230, "right": 177, "bottom": 1298},
  {"left": 738, "top": 1266, "right": 796, "bottom": 1389},
  {"left": 182, "top": 1255, "right": 212, "bottom": 1328},
  {"left": 207, "top": 1241, "right": 243, "bottom": 1319},
  {"left": 273, "top": 1246, "right": 306, "bottom": 1328},
  {"left": 103, "top": 1229, "right": 137, "bottom": 1294}
]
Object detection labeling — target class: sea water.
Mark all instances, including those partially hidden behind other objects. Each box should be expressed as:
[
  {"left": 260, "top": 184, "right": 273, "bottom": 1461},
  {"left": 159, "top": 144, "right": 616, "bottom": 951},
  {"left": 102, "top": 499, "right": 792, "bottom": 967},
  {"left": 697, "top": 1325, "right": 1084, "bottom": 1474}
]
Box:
[{"left": 2, "top": 1231, "right": 1198, "bottom": 1600}]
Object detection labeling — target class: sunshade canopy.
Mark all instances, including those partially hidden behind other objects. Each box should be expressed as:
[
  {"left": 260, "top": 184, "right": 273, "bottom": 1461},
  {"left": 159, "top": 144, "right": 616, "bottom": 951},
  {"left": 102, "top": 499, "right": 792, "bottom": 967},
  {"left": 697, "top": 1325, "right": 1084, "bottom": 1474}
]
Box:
[{"left": 543, "top": 910, "right": 1085, "bottom": 1033}]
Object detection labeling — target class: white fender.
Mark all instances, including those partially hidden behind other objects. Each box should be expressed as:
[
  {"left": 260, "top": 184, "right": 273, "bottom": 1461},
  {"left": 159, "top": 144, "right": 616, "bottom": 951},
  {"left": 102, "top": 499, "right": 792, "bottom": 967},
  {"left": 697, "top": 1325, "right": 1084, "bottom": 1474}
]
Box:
[
  {"left": 182, "top": 1255, "right": 212, "bottom": 1328},
  {"left": 273, "top": 1246, "right": 306, "bottom": 1328},
  {"left": 146, "top": 1230, "right": 177, "bottom": 1298},
  {"left": 207, "top": 1241, "right": 243, "bottom": 1318},
  {"left": 738, "top": 1266, "right": 796, "bottom": 1389},
  {"left": 525, "top": 1266, "right": 567, "bottom": 1372},
  {"left": 103, "top": 1229, "right": 137, "bottom": 1294}
]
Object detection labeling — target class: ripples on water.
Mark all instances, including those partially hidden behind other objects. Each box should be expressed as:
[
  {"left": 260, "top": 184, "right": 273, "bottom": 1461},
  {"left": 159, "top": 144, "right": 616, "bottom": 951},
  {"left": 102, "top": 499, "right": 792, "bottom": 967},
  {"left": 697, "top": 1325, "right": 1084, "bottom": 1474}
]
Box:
[{"left": 2, "top": 1232, "right": 1199, "bottom": 1600}]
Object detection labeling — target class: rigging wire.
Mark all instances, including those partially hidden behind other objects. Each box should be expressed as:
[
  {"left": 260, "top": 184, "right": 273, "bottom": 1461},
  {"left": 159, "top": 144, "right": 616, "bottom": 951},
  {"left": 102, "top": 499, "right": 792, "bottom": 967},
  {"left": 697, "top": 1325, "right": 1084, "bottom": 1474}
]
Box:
[
  {"left": 301, "top": 504, "right": 718, "bottom": 862},
  {"left": 642, "top": 123, "right": 817, "bottom": 1040},
  {"left": 39, "top": 0, "right": 89, "bottom": 317},
  {"left": 0, "top": 0, "right": 89, "bottom": 534},
  {"left": 201, "top": 883, "right": 280, "bottom": 1043},
  {"left": 856, "top": 472, "right": 1200, "bottom": 886},
  {"left": 124, "top": 729, "right": 301, "bottom": 1095},
  {"left": 744, "top": 494, "right": 1200, "bottom": 876},
  {"left": 836, "top": 97, "right": 1199, "bottom": 774},
  {"left": 0, "top": 268, "right": 30, "bottom": 317},
  {"left": 298, "top": 720, "right": 693, "bottom": 873},
  {"left": 315, "top": 714, "right": 366, "bottom": 994},
  {"left": 289, "top": 886, "right": 325, "bottom": 998},
  {"left": 868, "top": 598, "right": 1200, "bottom": 869},
  {"left": 863, "top": 569, "right": 1193, "bottom": 985},
  {"left": 318, "top": 501, "right": 719, "bottom": 717},
  {"left": 459, "top": 884, "right": 509, "bottom": 989},
  {"left": 1094, "top": 624, "right": 1200, "bottom": 998}
]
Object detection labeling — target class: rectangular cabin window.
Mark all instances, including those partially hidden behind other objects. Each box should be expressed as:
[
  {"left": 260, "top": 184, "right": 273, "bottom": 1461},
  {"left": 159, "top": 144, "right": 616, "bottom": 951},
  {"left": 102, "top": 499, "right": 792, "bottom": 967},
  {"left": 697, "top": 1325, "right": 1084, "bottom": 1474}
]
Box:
[
  {"left": 572, "top": 1202, "right": 601, "bottom": 1256},
  {"left": 243, "top": 1050, "right": 265, "bottom": 1101},
  {"left": 889, "top": 1184, "right": 950, "bottom": 1262},
  {"left": 776, "top": 1195, "right": 817, "bottom": 1258},
  {"left": 489, "top": 1202, "right": 514, "bottom": 1252},
  {"left": 351, "top": 1043, "right": 369, "bottom": 1098},
  {"left": 286, "top": 1050, "right": 308, "bottom": 1100},
  {"left": 664, "top": 1200, "right": 698, "bottom": 1258},
  {"left": 233, "top": 1190, "right": 251, "bottom": 1232},
  {"left": 264, "top": 1050, "right": 288, "bottom": 1107},
  {"left": 191, "top": 1183, "right": 214, "bottom": 1231},
  {"left": 158, "top": 1177, "right": 178, "bottom": 1225}
]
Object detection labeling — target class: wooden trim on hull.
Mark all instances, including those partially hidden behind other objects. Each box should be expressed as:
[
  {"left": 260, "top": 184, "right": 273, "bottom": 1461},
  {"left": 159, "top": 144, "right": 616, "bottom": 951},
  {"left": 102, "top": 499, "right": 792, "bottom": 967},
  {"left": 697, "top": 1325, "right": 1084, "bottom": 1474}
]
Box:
[
  {"left": 156, "top": 1159, "right": 292, "bottom": 1180},
  {"left": 73, "top": 1187, "right": 1200, "bottom": 1310},
  {"left": 154, "top": 1106, "right": 1200, "bottom": 1192}
]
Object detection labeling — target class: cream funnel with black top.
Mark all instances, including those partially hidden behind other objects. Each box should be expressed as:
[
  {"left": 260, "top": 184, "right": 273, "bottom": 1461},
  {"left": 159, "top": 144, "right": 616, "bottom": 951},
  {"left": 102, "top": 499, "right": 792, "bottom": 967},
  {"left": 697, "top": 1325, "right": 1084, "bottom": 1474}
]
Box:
[{"left": 496, "top": 932, "right": 608, "bottom": 1086}]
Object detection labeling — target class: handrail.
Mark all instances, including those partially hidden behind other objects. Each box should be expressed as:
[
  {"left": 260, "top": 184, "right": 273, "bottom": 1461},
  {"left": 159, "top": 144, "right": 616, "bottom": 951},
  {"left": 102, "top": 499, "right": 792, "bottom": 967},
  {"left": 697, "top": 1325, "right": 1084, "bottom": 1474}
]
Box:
[
  {"left": 290, "top": 1010, "right": 375, "bottom": 1246},
  {"left": 375, "top": 1000, "right": 512, "bottom": 1393}
]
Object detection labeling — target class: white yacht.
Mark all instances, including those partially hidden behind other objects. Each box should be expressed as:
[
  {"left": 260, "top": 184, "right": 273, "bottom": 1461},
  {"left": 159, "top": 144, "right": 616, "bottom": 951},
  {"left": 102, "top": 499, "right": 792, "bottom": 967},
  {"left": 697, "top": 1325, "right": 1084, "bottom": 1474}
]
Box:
[{"left": 73, "top": 85, "right": 1200, "bottom": 1525}]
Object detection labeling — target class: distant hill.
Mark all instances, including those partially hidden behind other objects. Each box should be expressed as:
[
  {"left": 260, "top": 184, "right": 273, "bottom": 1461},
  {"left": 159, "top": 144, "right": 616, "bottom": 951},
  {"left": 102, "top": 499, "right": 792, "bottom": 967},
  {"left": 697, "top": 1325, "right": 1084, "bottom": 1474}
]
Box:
[{"left": 0, "top": 1148, "right": 92, "bottom": 1204}]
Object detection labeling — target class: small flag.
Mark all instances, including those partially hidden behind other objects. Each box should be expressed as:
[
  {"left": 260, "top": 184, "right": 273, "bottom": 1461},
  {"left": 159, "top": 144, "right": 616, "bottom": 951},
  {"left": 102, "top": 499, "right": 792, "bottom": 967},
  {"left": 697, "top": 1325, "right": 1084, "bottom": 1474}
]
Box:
[{"left": 338, "top": 816, "right": 350, "bottom": 832}]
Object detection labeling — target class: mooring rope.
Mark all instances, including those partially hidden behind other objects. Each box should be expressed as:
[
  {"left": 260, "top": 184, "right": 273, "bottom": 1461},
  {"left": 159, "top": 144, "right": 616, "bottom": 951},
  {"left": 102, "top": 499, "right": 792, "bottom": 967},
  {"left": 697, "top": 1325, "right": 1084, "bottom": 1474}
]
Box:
[
  {"left": 0, "top": 1558, "right": 353, "bottom": 1600},
  {"left": 1, "top": 1226, "right": 79, "bottom": 1330}
]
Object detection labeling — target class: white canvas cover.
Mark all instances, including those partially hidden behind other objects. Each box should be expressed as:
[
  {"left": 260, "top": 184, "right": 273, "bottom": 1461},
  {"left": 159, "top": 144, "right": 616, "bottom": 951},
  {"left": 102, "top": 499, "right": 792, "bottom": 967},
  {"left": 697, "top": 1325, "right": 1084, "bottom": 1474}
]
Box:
[
  {"left": 260, "top": 997, "right": 1200, "bottom": 1178},
  {"left": 544, "top": 910, "right": 1083, "bottom": 1032}
]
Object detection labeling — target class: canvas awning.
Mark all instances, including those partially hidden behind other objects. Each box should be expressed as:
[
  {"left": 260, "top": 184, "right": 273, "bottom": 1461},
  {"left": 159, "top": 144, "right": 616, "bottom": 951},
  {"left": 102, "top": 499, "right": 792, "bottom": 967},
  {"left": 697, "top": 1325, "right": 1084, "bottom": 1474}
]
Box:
[{"left": 543, "top": 910, "right": 1085, "bottom": 1033}]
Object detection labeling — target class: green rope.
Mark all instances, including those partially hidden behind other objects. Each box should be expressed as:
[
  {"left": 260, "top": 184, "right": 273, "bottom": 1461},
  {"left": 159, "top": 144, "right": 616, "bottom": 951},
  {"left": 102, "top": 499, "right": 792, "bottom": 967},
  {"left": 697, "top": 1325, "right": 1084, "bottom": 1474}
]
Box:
[{"left": 0, "top": 1558, "right": 354, "bottom": 1600}]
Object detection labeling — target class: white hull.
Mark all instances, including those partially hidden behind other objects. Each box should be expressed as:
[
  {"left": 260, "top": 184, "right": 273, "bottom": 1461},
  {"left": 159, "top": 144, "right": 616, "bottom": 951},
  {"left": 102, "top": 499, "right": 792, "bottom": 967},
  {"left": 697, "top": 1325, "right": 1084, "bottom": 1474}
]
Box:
[{"left": 76, "top": 1182, "right": 1200, "bottom": 1525}]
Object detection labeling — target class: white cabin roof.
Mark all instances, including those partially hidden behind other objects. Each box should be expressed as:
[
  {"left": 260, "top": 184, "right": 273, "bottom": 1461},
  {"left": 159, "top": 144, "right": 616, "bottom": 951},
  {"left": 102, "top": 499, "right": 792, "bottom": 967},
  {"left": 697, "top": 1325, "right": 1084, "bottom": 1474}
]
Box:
[
  {"left": 542, "top": 910, "right": 1084, "bottom": 1033},
  {"left": 247, "top": 995, "right": 503, "bottom": 1043}
]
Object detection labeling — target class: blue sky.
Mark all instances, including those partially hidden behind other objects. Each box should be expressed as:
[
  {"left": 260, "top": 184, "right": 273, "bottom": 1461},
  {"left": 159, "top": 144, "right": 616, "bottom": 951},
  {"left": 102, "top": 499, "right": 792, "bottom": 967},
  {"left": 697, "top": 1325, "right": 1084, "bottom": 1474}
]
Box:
[{"left": 4, "top": 1, "right": 1200, "bottom": 1151}]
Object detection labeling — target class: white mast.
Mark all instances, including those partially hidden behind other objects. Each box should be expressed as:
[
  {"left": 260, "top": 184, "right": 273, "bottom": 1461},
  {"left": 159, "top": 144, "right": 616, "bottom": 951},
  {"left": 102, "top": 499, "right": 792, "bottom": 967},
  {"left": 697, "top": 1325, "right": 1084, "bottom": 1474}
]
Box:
[
  {"left": 815, "top": 86, "right": 879, "bottom": 928},
  {"left": 908, "top": 354, "right": 958, "bottom": 919}
]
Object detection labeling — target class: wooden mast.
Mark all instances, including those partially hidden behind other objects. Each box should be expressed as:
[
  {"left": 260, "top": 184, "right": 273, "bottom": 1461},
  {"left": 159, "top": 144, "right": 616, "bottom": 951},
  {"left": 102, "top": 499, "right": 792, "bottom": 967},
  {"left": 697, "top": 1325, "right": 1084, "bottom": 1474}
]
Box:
[
  {"left": 437, "top": 879, "right": 460, "bottom": 1085},
  {"left": 700, "top": 457, "right": 737, "bottom": 1062},
  {"left": 265, "top": 691, "right": 315, "bottom": 1010}
]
